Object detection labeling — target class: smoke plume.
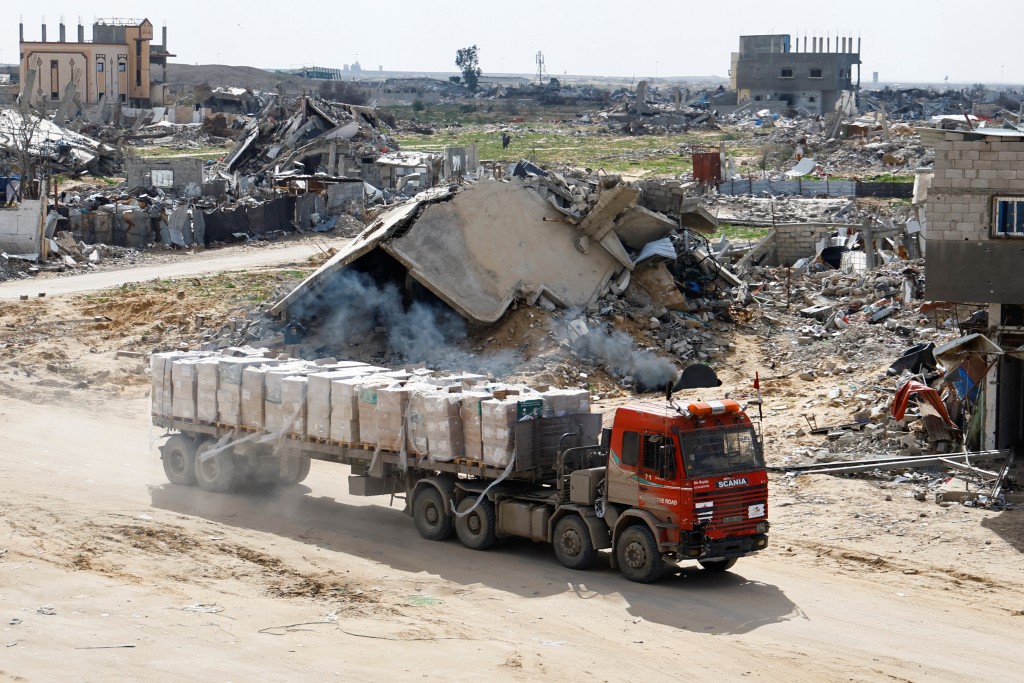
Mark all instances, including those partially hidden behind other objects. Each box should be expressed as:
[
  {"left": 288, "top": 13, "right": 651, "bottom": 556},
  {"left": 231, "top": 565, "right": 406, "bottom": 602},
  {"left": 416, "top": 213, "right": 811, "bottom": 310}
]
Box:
[{"left": 573, "top": 324, "right": 678, "bottom": 392}]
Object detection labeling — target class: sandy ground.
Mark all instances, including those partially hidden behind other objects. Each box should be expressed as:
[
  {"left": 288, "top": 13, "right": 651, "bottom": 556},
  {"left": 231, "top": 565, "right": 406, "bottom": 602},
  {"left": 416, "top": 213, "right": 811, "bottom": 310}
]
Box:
[{"left": 2, "top": 241, "right": 1023, "bottom": 681}]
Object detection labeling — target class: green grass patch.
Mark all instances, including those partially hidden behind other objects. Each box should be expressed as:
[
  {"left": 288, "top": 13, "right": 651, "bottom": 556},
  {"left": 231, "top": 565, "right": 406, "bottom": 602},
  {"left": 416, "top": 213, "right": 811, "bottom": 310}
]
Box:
[
  {"left": 132, "top": 144, "right": 233, "bottom": 162},
  {"left": 715, "top": 223, "right": 771, "bottom": 242}
]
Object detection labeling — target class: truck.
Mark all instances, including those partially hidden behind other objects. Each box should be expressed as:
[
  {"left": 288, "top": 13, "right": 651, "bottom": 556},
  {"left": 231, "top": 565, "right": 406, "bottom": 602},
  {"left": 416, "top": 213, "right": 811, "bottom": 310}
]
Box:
[{"left": 155, "top": 394, "right": 768, "bottom": 583}]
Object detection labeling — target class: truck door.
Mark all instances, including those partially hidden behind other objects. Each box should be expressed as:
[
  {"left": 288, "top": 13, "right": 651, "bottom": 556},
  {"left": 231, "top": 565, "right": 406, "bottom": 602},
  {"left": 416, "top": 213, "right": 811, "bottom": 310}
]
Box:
[
  {"left": 636, "top": 433, "right": 683, "bottom": 521},
  {"left": 606, "top": 429, "right": 640, "bottom": 504}
]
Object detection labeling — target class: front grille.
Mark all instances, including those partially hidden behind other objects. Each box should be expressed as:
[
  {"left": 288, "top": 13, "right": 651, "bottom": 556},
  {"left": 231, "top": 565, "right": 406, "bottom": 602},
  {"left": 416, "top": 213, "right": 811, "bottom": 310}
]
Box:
[{"left": 693, "top": 484, "right": 766, "bottom": 533}]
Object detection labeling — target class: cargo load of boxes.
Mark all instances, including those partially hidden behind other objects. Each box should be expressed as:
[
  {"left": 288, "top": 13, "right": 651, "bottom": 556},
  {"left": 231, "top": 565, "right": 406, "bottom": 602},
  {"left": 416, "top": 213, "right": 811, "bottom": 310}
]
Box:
[{"left": 152, "top": 350, "right": 592, "bottom": 467}]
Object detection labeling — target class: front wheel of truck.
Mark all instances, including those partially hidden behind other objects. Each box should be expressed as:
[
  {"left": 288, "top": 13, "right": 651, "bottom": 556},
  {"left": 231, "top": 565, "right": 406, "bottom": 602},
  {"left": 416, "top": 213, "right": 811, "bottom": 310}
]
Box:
[{"left": 616, "top": 524, "right": 664, "bottom": 583}]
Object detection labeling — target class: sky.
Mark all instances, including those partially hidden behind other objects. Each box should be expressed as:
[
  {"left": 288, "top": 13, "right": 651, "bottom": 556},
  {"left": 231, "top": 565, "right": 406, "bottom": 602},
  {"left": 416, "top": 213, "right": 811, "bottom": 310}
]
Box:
[{"left": 6, "top": 1, "right": 1023, "bottom": 87}]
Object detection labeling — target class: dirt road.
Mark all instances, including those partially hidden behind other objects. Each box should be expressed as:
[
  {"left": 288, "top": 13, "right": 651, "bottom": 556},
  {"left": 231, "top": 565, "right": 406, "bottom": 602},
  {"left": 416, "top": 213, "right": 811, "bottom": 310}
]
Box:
[
  {"left": 2, "top": 394, "right": 1020, "bottom": 682},
  {"left": 0, "top": 237, "right": 350, "bottom": 301}
]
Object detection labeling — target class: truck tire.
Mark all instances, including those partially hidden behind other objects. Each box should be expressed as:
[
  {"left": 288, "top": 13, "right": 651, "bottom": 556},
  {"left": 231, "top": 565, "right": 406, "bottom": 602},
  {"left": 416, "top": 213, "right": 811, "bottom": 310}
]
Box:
[
  {"left": 455, "top": 496, "right": 497, "bottom": 550},
  {"left": 413, "top": 487, "right": 454, "bottom": 541},
  {"left": 553, "top": 515, "right": 596, "bottom": 570},
  {"left": 616, "top": 524, "right": 664, "bottom": 583},
  {"left": 161, "top": 435, "right": 197, "bottom": 486},
  {"left": 699, "top": 558, "right": 738, "bottom": 572},
  {"left": 279, "top": 456, "right": 312, "bottom": 485},
  {"left": 194, "top": 441, "right": 236, "bottom": 493}
]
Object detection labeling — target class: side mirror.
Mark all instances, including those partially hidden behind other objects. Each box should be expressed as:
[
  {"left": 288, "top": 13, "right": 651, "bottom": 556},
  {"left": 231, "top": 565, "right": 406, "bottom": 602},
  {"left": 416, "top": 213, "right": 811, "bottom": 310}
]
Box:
[{"left": 665, "top": 381, "right": 673, "bottom": 403}]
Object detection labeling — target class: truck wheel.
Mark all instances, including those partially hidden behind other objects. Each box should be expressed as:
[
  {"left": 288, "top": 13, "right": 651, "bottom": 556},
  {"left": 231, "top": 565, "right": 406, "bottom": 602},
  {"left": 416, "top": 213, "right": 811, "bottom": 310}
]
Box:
[
  {"left": 279, "top": 456, "right": 312, "bottom": 485},
  {"left": 455, "top": 497, "right": 497, "bottom": 550},
  {"left": 553, "top": 515, "right": 596, "bottom": 570},
  {"left": 699, "top": 558, "right": 738, "bottom": 572},
  {"left": 616, "top": 524, "right": 664, "bottom": 583},
  {"left": 194, "top": 441, "right": 236, "bottom": 493},
  {"left": 413, "top": 487, "right": 454, "bottom": 541},
  {"left": 161, "top": 435, "right": 197, "bottom": 486}
]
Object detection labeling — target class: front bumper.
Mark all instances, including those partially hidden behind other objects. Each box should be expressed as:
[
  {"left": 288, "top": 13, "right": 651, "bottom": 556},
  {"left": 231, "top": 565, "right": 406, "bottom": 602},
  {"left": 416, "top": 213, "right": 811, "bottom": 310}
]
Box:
[{"left": 676, "top": 532, "right": 769, "bottom": 560}]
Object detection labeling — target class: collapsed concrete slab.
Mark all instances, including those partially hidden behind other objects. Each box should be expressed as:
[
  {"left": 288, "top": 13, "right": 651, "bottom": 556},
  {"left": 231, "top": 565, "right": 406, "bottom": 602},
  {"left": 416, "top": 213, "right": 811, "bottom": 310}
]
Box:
[
  {"left": 614, "top": 206, "right": 677, "bottom": 250},
  {"left": 272, "top": 179, "right": 624, "bottom": 324}
]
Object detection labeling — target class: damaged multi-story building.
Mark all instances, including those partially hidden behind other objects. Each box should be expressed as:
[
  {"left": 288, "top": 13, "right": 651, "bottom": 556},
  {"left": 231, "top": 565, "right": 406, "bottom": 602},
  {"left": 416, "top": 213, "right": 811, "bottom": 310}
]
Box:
[
  {"left": 923, "top": 128, "right": 1024, "bottom": 453},
  {"left": 18, "top": 17, "right": 173, "bottom": 107},
  {"left": 729, "top": 33, "right": 861, "bottom": 115}
]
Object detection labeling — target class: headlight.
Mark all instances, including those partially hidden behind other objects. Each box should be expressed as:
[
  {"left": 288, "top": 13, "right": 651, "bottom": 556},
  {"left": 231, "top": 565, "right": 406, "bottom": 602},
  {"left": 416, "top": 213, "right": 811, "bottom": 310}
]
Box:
[{"left": 756, "top": 522, "right": 769, "bottom": 534}]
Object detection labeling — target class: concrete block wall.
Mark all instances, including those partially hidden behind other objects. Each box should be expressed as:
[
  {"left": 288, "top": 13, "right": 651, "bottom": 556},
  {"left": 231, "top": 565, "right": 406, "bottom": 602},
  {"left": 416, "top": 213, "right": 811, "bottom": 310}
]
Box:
[
  {"left": 124, "top": 157, "right": 204, "bottom": 193},
  {"left": 929, "top": 134, "right": 1024, "bottom": 242},
  {"left": 0, "top": 199, "right": 43, "bottom": 255},
  {"left": 774, "top": 223, "right": 832, "bottom": 266},
  {"left": 639, "top": 179, "right": 695, "bottom": 215}
]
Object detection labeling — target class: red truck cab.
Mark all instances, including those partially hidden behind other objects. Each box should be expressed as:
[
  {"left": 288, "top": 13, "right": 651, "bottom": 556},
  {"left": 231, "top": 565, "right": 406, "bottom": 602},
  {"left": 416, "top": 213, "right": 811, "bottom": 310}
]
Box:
[{"left": 604, "top": 399, "right": 769, "bottom": 576}]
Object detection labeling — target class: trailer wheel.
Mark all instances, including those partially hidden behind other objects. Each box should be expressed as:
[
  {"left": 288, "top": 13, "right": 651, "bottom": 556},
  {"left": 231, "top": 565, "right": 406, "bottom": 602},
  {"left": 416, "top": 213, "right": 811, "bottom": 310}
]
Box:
[
  {"left": 455, "top": 496, "right": 497, "bottom": 550},
  {"left": 553, "top": 515, "right": 596, "bottom": 570},
  {"left": 616, "top": 524, "right": 664, "bottom": 583},
  {"left": 161, "top": 435, "right": 197, "bottom": 486},
  {"left": 194, "top": 441, "right": 236, "bottom": 493},
  {"left": 699, "top": 558, "right": 738, "bottom": 572},
  {"left": 279, "top": 456, "right": 312, "bottom": 485},
  {"left": 413, "top": 487, "right": 454, "bottom": 541}
]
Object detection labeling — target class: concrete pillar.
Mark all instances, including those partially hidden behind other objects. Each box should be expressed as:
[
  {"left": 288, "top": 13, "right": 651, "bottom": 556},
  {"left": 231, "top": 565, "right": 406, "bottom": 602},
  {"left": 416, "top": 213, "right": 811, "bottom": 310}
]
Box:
[
  {"left": 78, "top": 23, "right": 84, "bottom": 42},
  {"left": 19, "top": 22, "right": 24, "bottom": 42},
  {"left": 59, "top": 21, "right": 66, "bottom": 42},
  {"left": 163, "top": 25, "right": 168, "bottom": 51},
  {"left": 41, "top": 23, "right": 47, "bottom": 42}
]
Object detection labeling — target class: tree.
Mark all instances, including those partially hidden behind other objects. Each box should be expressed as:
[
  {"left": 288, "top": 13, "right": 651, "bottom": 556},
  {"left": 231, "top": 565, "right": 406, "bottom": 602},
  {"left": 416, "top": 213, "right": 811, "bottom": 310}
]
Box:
[
  {"left": 0, "top": 106, "right": 47, "bottom": 201},
  {"left": 455, "top": 45, "right": 482, "bottom": 92}
]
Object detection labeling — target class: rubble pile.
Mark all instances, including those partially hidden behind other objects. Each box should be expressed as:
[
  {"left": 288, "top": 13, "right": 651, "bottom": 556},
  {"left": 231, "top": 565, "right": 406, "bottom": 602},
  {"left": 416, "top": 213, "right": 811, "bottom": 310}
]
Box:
[
  {"left": 126, "top": 121, "right": 230, "bottom": 152},
  {"left": 222, "top": 95, "right": 395, "bottom": 180},
  {"left": 0, "top": 108, "right": 120, "bottom": 176}
]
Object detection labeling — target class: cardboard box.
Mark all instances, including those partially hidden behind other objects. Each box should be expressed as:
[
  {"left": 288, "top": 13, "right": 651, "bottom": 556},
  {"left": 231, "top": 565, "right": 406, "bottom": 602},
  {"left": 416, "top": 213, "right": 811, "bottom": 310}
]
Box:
[
  {"left": 277, "top": 375, "right": 309, "bottom": 436},
  {"left": 241, "top": 366, "right": 271, "bottom": 429},
  {"left": 352, "top": 377, "right": 395, "bottom": 445},
  {"left": 459, "top": 391, "right": 492, "bottom": 462},
  {"left": 150, "top": 351, "right": 189, "bottom": 416},
  {"left": 216, "top": 357, "right": 277, "bottom": 425},
  {"left": 170, "top": 357, "right": 202, "bottom": 420},
  {"left": 196, "top": 358, "right": 221, "bottom": 422},
  {"left": 307, "top": 366, "right": 386, "bottom": 439},
  {"left": 376, "top": 385, "right": 411, "bottom": 451}
]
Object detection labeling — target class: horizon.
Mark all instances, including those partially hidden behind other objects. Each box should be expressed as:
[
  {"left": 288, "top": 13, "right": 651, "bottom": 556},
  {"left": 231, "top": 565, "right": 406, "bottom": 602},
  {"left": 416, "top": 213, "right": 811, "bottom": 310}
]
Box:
[{"left": 2, "top": 1, "right": 1022, "bottom": 85}]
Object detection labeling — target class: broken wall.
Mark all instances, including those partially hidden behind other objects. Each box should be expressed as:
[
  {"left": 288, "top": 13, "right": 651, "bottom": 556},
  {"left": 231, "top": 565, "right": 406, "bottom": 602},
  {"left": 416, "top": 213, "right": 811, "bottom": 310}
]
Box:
[
  {"left": 926, "top": 132, "right": 1024, "bottom": 303},
  {"left": 639, "top": 179, "right": 696, "bottom": 216},
  {"left": 0, "top": 199, "right": 44, "bottom": 255},
  {"left": 774, "top": 223, "right": 835, "bottom": 266},
  {"left": 124, "top": 157, "right": 204, "bottom": 195}
]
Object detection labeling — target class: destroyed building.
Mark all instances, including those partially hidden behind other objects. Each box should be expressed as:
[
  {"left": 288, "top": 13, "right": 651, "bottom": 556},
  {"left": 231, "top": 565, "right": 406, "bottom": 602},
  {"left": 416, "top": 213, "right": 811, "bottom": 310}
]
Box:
[
  {"left": 223, "top": 95, "right": 402, "bottom": 190},
  {"left": 923, "top": 127, "right": 1024, "bottom": 452},
  {"left": 18, "top": 17, "right": 173, "bottom": 107},
  {"left": 729, "top": 34, "right": 861, "bottom": 115}
]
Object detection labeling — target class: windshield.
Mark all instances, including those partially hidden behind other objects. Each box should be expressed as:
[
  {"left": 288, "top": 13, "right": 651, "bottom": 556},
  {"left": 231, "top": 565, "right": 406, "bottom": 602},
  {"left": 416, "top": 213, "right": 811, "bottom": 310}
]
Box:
[{"left": 677, "top": 425, "right": 764, "bottom": 478}]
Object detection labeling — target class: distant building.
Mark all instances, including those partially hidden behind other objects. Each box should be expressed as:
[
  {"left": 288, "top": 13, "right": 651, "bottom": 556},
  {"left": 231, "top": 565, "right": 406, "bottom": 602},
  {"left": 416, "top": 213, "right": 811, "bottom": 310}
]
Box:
[
  {"left": 729, "top": 34, "right": 860, "bottom": 115},
  {"left": 18, "top": 17, "right": 174, "bottom": 107}
]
